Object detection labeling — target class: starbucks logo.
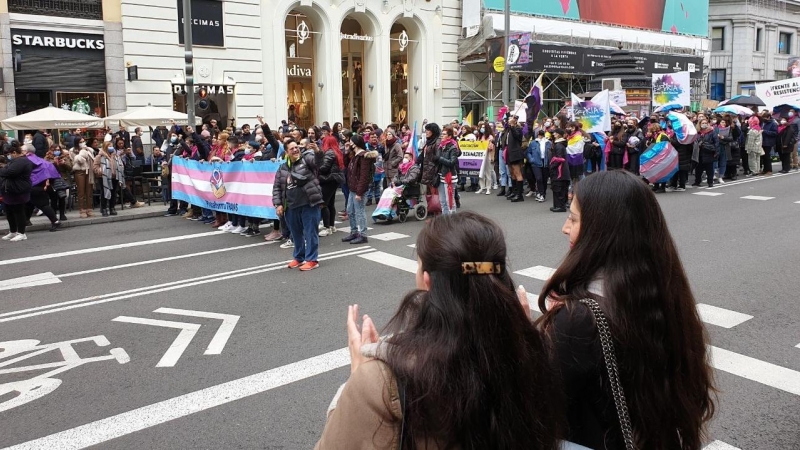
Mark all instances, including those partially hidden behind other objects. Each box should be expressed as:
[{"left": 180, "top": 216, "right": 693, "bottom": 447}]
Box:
[{"left": 72, "top": 99, "right": 91, "bottom": 115}]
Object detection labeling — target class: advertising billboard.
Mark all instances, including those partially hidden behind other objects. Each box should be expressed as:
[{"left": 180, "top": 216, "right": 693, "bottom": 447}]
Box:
[{"left": 484, "top": 0, "right": 709, "bottom": 37}]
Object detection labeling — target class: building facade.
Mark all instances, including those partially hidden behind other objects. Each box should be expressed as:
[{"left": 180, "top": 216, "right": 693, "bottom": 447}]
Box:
[
  {"left": 459, "top": 0, "right": 710, "bottom": 120},
  {"left": 708, "top": 0, "right": 800, "bottom": 100},
  {"left": 0, "top": 0, "right": 463, "bottom": 131},
  {"left": 0, "top": 0, "right": 126, "bottom": 125}
]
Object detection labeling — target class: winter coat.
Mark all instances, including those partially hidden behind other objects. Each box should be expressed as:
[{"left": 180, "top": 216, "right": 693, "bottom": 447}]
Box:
[
  {"left": 419, "top": 138, "right": 442, "bottom": 186},
  {"left": 347, "top": 149, "right": 378, "bottom": 196},
  {"left": 46, "top": 153, "right": 73, "bottom": 180},
  {"left": 745, "top": 129, "right": 763, "bottom": 154},
  {"left": 761, "top": 119, "right": 778, "bottom": 149},
  {"left": 550, "top": 139, "right": 571, "bottom": 181},
  {"left": 670, "top": 136, "right": 693, "bottom": 171},
  {"left": 71, "top": 146, "right": 96, "bottom": 184},
  {"left": 272, "top": 150, "right": 323, "bottom": 209},
  {"left": 778, "top": 122, "right": 799, "bottom": 154},
  {"left": 501, "top": 125, "right": 525, "bottom": 164},
  {"left": 392, "top": 163, "right": 420, "bottom": 186},
  {"left": 697, "top": 130, "right": 719, "bottom": 164},
  {"left": 726, "top": 126, "right": 742, "bottom": 164},
  {"left": 316, "top": 149, "right": 344, "bottom": 185},
  {"left": 528, "top": 138, "right": 553, "bottom": 168},
  {"left": 436, "top": 140, "right": 459, "bottom": 177},
  {"left": 383, "top": 141, "right": 404, "bottom": 180},
  {"left": 0, "top": 155, "right": 34, "bottom": 204},
  {"left": 610, "top": 130, "right": 629, "bottom": 155}
]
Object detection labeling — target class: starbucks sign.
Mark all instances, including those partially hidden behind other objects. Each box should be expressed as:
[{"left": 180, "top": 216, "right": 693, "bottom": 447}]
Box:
[{"left": 71, "top": 99, "right": 91, "bottom": 115}]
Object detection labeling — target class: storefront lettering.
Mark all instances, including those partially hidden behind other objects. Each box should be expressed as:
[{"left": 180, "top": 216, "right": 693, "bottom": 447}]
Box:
[
  {"left": 12, "top": 34, "right": 104, "bottom": 50},
  {"left": 180, "top": 18, "right": 221, "bottom": 27},
  {"left": 340, "top": 32, "right": 374, "bottom": 42},
  {"left": 173, "top": 85, "right": 234, "bottom": 95},
  {"left": 287, "top": 64, "right": 312, "bottom": 78}
]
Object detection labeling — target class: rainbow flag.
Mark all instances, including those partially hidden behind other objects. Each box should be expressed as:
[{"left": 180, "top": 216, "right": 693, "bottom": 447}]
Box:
[
  {"left": 410, "top": 120, "right": 419, "bottom": 159},
  {"left": 171, "top": 158, "right": 281, "bottom": 219}
]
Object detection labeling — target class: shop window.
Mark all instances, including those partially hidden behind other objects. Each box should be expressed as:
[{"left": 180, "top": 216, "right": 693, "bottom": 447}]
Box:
[
  {"left": 390, "top": 25, "right": 410, "bottom": 126},
  {"left": 711, "top": 27, "right": 724, "bottom": 51},
  {"left": 56, "top": 92, "right": 107, "bottom": 118},
  {"left": 341, "top": 17, "right": 365, "bottom": 127},
  {"left": 285, "top": 11, "right": 315, "bottom": 129},
  {"left": 9, "top": 0, "right": 102, "bottom": 20},
  {"left": 779, "top": 32, "right": 792, "bottom": 55},
  {"left": 710, "top": 69, "right": 726, "bottom": 101}
]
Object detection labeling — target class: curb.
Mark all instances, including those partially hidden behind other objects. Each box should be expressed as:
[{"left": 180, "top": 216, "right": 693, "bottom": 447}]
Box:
[{"left": 0, "top": 210, "right": 165, "bottom": 233}]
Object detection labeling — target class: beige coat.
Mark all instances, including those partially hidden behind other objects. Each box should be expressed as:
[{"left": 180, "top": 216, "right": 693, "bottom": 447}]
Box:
[
  {"left": 71, "top": 147, "right": 96, "bottom": 184},
  {"left": 315, "top": 346, "right": 448, "bottom": 450}
]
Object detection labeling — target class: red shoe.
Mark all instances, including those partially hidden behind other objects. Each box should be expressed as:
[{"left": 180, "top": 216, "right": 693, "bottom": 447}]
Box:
[
  {"left": 287, "top": 260, "right": 303, "bottom": 269},
  {"left": 299, "top": 261, "right": 319, "bottom": 271}
]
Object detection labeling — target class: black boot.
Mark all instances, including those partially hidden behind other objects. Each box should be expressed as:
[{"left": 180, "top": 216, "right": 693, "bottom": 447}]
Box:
[
  {"left": 511, "top": 181, "right": 525, "bottom": 202},
  {"left": 101, "top": 208, "right": 109, "bottom": 217},
  {"left": 505, "top": 184, "right": 515, "bottom": 199},
  {"left": 109, "top": 208, "right": 118, "bottom": 216},
  {"left": 496, "top": 187, "right": 506, "bottom": 196}
]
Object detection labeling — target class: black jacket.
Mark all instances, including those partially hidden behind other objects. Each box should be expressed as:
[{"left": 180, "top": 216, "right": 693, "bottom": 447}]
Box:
[
  {"left": 436, "top": 140, "right": 459, "bottom": 177},
  {"left": 273, "top": 150, "right": 323, "bottom": 208},
  {"left": 697, "top": 130, "right": 719, "bottom": 164},
  {"left": 670, "top": 136, "right": 693, "bottom": 171},
  {"left": 778, "top": 121, "right": 799, "bottom": 154},
  {"left": 316, "top": 149, "right": 344, "bottom": 185},
  {"left": 0, "top": 155, "right": 34, "bottom": 197},
  {"left": 501, "top": 125, "right": 525, "bottom": 163}
]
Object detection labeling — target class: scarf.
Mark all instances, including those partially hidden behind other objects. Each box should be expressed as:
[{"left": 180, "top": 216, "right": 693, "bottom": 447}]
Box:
[
  {"left": 439, "top": 137, "right": 456, "bottom": 149},
  {"left": 99, "top": 151, "right": 125, "bottom": 200},
  {"left": 698, "top": 126, "right": 713, "bottom": 135},
  {"left": 386, "top": 137, "right": 397, "bottom": 147},
  {"left": 399, "top": 158, "right": 413, "bottom": 175}
]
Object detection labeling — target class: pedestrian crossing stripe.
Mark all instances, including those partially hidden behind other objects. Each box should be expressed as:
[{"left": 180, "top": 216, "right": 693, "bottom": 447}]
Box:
[
  {"left": 693, "top": 192, "right": 725, "bottom": 196},
  {"left": 370, "top": 232, "right": 411, "bottom": 242},
  {"left": 740, "top": 195, "right": 775, "bottom": 201},
  {"left": 703, "top": 441, "right": 741, "bottom": 450}
]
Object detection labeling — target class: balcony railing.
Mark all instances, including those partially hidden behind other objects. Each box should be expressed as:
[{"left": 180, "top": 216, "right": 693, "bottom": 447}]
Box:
[{"left": 9, "top": 0, "right": 103, "bottom": 20}]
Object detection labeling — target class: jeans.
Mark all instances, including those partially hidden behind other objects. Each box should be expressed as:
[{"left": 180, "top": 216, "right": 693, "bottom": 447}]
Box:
[
  {"left": 438, "top": 180, "right": 455, "bottom": 215},
  {"left": 286, "top": 205, "right": 321, "bottom": 263},
  {"left": 202, "top": 208, "right": 213, "bottom": 219},
  {"left": 498, "top": 152, "right": 509, "bottom": 187},
  {"left": 74, "top": 171, "right": 93, "bottom": 211},
  {"left": 321, "top": 182, "right": 338, "bottom": 227},
  {"left": 715, "top": 148, "right": 727, "bottom": 178},
  {"left": 368, "top": 178, "right": 382, "bottom": 200},
  {"left": 346, "top": 192, "right": 367, "bottom": 235}
]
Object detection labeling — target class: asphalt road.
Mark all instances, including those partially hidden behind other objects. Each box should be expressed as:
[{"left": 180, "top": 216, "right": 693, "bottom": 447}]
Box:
[{"left": 0, "top": 173, "right": 799, "bottom": 450}]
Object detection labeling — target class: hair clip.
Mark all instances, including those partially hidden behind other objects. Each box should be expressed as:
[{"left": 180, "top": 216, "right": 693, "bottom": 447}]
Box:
[{"left": 461, "top": 262, "right": 503, "bottom": 275}]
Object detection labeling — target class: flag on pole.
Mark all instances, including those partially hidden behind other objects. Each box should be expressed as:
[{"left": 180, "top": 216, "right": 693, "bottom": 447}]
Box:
[
  {"left": 410, "top": 120, "right": 419, "bottom": 160},
  {"left": 525, "top": 72, "right": 544, "bottom": 126}
]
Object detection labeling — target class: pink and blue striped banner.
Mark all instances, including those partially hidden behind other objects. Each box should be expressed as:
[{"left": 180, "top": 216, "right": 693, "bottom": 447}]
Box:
[{"left": 171, "top": 157, "right": 280, "bottom": 219}]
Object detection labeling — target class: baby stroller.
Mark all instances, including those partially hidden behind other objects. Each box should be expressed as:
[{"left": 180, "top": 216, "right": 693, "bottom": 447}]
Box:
[{"left": 371, "top": 183, "right": 427, "bottom": 223}]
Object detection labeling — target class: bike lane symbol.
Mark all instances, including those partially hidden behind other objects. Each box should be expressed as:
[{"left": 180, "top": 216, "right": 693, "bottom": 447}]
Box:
[{"left": 0, "top": 336, "right": 130, "bottom": 412}]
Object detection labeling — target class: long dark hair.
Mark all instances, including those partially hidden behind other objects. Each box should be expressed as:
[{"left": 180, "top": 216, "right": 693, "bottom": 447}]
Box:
[
  {"left": 537, "top": 171, "right": 715, "bottom": 450},
  {"left": 384, "top": 212, "right": 563, "bottom": 450}
]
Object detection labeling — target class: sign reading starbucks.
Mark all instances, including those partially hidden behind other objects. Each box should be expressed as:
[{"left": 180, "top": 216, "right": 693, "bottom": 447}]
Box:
[{"left": 177, "top": 0, "right": 225, "bottom": 47}]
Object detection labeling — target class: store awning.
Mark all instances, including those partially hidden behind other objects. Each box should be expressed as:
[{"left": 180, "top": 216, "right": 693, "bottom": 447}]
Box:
[
  {"left": 104, "top": 104, "right": 202, "bottom": 128},
  {"left": 0, "top": 105, "right": 104, "bottom": 130}
]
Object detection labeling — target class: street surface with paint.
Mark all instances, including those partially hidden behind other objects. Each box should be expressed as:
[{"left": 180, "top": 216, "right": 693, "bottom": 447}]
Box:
[{"left": 1, "top": 174, "right": 799, "bottom": 449}]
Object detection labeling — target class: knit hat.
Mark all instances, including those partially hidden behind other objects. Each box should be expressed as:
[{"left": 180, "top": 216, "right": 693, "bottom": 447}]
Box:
[{"left": 200, "top": 130, "right": 211, "bottom": 138}]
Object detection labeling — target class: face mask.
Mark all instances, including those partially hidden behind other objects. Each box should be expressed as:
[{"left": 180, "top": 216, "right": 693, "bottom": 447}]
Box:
[
  {"left": 170, "top": 136, "right": 177, "bottom": 143},
  {"left": 781, "top": 120, "right": 787, "bottom": 125},
  {"left": 544, "top": 122, "right": 552, "bottom": 127},
  {"left": 7, "top": 155, "right": 12, "bottom": 160},
  {"left": 244, "top": 149, "right": 251, "bottom": 155},
  {"left": 711, "top": 120, "right": 717, "bottom": 125},
  {"left": 701, "top": 124, "right": 708, "bottom": 129},
  {"left": 53, "top": 151, "right": 61, "bottom": 156},
  {"left": 80, "top": 143, "right": 87, "bottom": 149},
  {"left": 108, "top": 148, "right": 116, "bottom": 153},
  {"left": 480, "top": 128, "right": 485, "bottom": 133}
]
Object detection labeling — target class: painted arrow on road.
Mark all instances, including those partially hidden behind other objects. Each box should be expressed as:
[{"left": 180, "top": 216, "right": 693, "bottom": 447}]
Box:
[{"left": 112, "top": 308, "right": 239, "bottom": 367}]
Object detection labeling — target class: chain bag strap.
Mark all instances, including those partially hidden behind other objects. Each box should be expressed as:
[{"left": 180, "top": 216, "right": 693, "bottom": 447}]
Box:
[{"left": 578, "top": 298, "right": 637, "bottom": 450}]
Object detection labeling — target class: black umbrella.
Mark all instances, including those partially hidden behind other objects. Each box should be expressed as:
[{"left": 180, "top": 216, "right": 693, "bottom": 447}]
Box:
[{"left": 723, "top": 95, "right": 766, "bottom": 107}]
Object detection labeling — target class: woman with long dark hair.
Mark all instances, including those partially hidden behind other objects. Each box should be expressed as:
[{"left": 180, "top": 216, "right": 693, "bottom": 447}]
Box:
[
  {"left": 316, "top": 211, "right": 563, "bottom": 449},
  {"left": 535, "top": 170, "right": 716, "bottom": 450}
]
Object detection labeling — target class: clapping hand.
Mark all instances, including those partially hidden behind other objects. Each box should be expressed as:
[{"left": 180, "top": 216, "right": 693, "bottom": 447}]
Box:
[
  {"left": 517, "top": 285, "right": 532, "bottom": 320},
  {"left": 347, "top": 304, "right": 378, "bottom": 374}
]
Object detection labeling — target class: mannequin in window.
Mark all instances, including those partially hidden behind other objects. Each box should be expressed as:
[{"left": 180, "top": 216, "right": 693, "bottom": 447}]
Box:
[
  {"left": 354, "top": 61, "right": 362, "bottom": 96},
  {"left": 288, "top": 104, "right": 297, "bottom": 123},
  {"left": 396, "top": 105, "right": 407, "bottom": 125}
]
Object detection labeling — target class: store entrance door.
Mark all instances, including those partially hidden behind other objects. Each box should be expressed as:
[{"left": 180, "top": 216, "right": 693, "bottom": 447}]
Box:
[{"left": 15, "top": 90, "right": 52, "bottom": 115}]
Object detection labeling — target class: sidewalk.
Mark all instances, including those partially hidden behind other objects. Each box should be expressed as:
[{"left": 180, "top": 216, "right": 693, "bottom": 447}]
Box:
[{"left": 0, "top": 203, "right": 168, "bottom": 234}]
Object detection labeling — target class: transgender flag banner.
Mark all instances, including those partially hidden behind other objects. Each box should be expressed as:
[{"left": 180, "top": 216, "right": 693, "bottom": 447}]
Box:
[
  {"left": 171, "top": 157, "right": 280, "bottom": 219},
  {"left": 640, "top": 141, "right": 678, "bottom": 183}
]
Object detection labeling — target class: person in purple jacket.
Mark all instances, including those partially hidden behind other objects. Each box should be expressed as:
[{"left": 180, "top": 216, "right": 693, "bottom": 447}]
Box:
[{"left": 23, "top": 144, "right": 63, "bottom": 232}]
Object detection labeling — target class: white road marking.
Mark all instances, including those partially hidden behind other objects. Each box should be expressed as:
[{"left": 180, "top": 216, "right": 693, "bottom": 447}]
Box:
[
  {"left": 706, "top": 169, "right": 800, "bottom": 189},
  {"left": 693, "top": 192, "right": 725, "bottom": 196},
  {"left": 408, "top": 244, "right": 416, "bottom": 248},
  {"left": 0, "top": 248, "right": 376, "bottom": 323},
  {"left": 111, "top": 317, "right": 201, "bottom": 368},
  {"left": 709, "top": 345, "right": 800, "bottom": 396},
  {"left": 0, "top": 231, "right": 225, "bottom": 267},
  {"left": 153, "top": 308, "right": 239, "bottom": 355},
  {"left": 0, "top": 272, "right": 61, "bottom": 292},
  {"left": 369, "top": 232, "right": 411, "bottom": 242},
  {"left": 696, "top": 304, "right": 753, "bottom": 329},
  {"left": 703, "top": 441, "right": 741, "bottom": 450},
  {"left": 334, "top": 226, "right": 373, "bottom": 233},
  {"left": 740, "top": 195, "right": 775, "bottom": 201},
  {"left": 514, "top": 265, "right": 557, "bottom": 281},
  {"left": 58, "top": 243, "right": 270, "bottom": 278},
  {"left": 3, "top": 348, "right": 350, "bottom": 450},
  {"left": 359, "top": 251, "right": 418, "bottom": 273}
]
